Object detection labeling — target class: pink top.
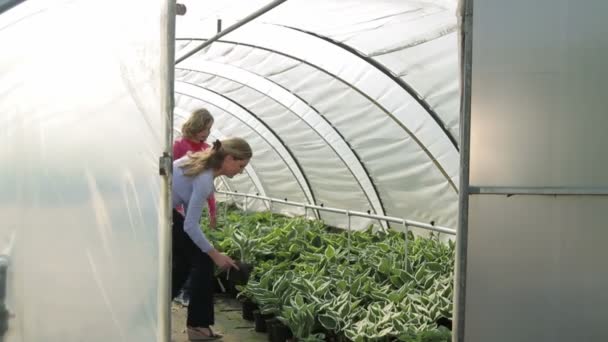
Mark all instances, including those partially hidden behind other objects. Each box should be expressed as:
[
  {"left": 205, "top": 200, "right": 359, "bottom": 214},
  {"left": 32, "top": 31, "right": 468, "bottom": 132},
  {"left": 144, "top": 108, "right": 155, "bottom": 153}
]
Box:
[{"left": 173, "top": 138, "right": 217, "bottom": 220}]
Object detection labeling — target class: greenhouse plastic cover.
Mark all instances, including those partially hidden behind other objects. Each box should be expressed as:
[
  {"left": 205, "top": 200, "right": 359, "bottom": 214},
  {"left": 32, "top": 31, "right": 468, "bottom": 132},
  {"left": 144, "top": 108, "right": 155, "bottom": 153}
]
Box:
[
  {"left": 176, "top": 0, "right": 460, "bottom": 231},
  {"left": 0, "top": 0, "right": 459, "bottom": 340},
  {"left": 0, "top": 0, "right": 170, "bottom": 340}
]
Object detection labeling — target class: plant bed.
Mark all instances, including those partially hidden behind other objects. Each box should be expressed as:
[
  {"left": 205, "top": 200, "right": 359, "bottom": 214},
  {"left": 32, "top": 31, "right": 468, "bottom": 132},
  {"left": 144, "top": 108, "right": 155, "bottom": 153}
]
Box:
[{"left": 202, "top": 204, "right": 455, "bottom": 342}]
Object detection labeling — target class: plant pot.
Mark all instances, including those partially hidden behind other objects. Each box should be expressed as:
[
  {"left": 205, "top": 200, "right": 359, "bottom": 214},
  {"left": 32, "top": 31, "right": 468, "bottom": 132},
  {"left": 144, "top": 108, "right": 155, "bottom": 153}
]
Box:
[
  {"left": 253, "top": 310, "right": 266, "bottom": 332},
  {"left": 228, "top": 261, "right": 253, "bottom": 286},
  {"left": 254, "top": 310, "right": 274, "bottom": 333},
  {"left": 326, "top": 333, "right": 349, "bottom": 342},
  {"left": 266, "top": 319, "right": 275, "bottom": 342},
  {"left": 324, "top": 331, "right": 337, "bottom": 342},
  {"left": 216, "top": 270, "right": 238, "bottom": 297},
  {"left": 241, "top": 299, "right": 257, "bottom": 321},
  {"left": 259, "top": 253, "right": 276, "bottom": 261},
  {"left": 213, "top": 273, "right": 226, "bottom": 293},
  {"left": 265, "top": 317, "right": 279, "bottom": 341},
  {"left": 214, "top": 270, "right": 235, "bottom": 294},
  {"left": 436, "top": 316, "right": 452, "bottom": 330},
  {"left": 270, "top": 321, "right": 292, "bottom": 342}
]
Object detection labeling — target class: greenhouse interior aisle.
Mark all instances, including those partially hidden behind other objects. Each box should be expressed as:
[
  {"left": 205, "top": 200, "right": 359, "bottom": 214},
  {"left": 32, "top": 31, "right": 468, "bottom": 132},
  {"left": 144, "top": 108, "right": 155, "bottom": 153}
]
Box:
[{"left": 171, "top": 296, "right": 266, "bottom": 342}]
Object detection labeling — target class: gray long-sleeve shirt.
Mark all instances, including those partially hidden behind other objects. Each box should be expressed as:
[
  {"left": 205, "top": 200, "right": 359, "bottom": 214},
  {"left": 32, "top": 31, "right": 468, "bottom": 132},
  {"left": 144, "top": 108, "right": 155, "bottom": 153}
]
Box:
[{"left": 172, "top": 159, "right": 214, "bottom": 253}]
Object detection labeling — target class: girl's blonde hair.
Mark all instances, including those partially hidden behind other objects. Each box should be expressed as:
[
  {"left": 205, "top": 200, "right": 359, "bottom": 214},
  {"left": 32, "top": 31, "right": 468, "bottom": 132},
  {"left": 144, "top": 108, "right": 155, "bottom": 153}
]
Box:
[
  {"left": 181, "top": 108, "right": 214, "bottom": 140},
  {"left": 179, "top": 137, "right": 252, "bottom": 177}
]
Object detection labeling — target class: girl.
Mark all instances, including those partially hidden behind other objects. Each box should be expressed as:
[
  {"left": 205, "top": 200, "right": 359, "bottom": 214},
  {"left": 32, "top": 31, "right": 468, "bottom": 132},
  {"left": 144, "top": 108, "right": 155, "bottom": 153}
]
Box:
[
  {"left": 173, "top": 108, "right": 217, "bottom": 228},
  {"left": 172, "top": 137, "right": 252, "bottom": 340}
]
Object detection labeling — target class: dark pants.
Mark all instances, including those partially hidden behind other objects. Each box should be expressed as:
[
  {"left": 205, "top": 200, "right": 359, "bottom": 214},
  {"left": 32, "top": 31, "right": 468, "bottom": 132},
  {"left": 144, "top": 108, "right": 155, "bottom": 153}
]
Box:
[{"left": 172, "top": 209, "right": 215, "bottom": 327}]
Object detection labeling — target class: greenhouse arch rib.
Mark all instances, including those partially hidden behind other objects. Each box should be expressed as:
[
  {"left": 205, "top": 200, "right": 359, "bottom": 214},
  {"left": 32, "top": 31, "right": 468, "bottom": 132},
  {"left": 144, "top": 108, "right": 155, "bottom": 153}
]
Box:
[
  {"left": 274, "top": 24, "right": 459, "bottom": 150},
  {"left": 174, "top": 83, "right": 317, "bottom": 206},
  {"left": 175, "top": 63, "right": 388, "bottom": 220},
  {"left": 176, "top": 38, "right": 458, "bottom": 192}
]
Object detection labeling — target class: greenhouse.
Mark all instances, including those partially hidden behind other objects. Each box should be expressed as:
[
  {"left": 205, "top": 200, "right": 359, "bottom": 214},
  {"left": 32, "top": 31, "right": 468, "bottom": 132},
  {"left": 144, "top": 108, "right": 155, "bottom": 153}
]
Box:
[{"left": 1, "top": 0, "right": 607, "bottom": 341}]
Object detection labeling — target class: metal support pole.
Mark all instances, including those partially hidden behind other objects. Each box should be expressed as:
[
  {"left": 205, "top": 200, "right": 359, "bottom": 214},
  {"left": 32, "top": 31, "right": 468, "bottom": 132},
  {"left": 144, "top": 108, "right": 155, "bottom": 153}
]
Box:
[
  {"left": 175, "top": 0, "right": 288, "bottom": 64},
  {"left": 0, "top": 255, "right": 9, "bottom": 342},
  {"left": 244, "top": 196, "right": 248, "bottom": 215},
  {"left": 223, "top": 195, "right": 228, "bottom": 224},
  {"left": 402, "top": 221, "right": 409, "bottom": 271},
  {"left": 346, "top": 211, "right": 352, "bottom": 255},
  {"left": 305, "top": 205, "right": 312, "bottom": 229},
  {"left": 159, "top": 0, "right": 176, "bottom": 340},
  {"left": 269, "top": 199, "right": 273, "bottom": 226},
  {"left": 454, "top": 0, "right": 474, "bottom": 340},
  {"left": 214, "top": 190, "right": 456, "bottom": 235}
]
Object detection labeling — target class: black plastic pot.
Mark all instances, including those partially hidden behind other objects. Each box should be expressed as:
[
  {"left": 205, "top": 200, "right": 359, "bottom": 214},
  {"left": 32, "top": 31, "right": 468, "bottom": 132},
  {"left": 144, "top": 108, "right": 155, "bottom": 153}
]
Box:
[
  {"left": 324, "top": 331, "right": 337, "bottom": 342},
  {"left": 266, "top": 319, "right": 275, "bottom": 342},
  {"left": 259, "top": 253, "right": 276, "bottom": 261},
  {"left": 214, "top": 271, "right": 229, "bottom": 294},
  {"left": 253, "top": 310, "right": 265, "bottom": 332},
  {"left": 241, "top": 299, "right": 257, "bottom": 321},
  {"left": 254, "top": 310, "right": 274, "bottom": 333},
  {"left": 436, "top": 316, "right": 452, "bottom": 330},
  {"left": 228, "top": 261, "right": 253, "bottom": 286},
  {"left": 269, "top": 321, "right": 292, "bottom": 342},
  {"left": 325, "top": 333, "right": 347, "bottom": 342},
  {"left": 265, "top": 317, "right": 280, "bottom": 341},
  {"left": 216, "top": 270, "right": 238, "bottom": 297},
  {"left": 213, "top": 274, "right": 222, "bottom": 293}
]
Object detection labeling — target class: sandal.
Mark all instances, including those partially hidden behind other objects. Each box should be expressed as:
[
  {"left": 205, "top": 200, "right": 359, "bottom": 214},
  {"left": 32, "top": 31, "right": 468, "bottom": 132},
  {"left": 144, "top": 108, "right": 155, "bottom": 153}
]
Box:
[{"left": 187, "top": 326, "right": 223, "bottom": 341}]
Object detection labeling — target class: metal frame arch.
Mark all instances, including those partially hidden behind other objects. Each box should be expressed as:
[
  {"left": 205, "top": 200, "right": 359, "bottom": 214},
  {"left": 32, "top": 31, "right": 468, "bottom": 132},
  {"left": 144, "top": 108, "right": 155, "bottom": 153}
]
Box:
[
  {"left": 175, "top": 62, "right": 388, "bottom": 223},
  {"left": 174, "top": 83, "right": 318, "bottom": 209},
  {"left": 273, "top": 23, "right": 460, "bottom": 150},
  {"left": 176, "top": 22, "right": 459, "bottom": 186},
  {"left": 176, "top": 37, "right": 458, "bottom": 192}
]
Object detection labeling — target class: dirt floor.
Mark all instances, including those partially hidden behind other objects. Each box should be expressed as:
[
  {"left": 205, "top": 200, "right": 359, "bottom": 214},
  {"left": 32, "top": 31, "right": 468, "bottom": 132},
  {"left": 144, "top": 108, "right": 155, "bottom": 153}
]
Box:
[{"left": 171, "top": 295, "right": 268, "bottom": 342}]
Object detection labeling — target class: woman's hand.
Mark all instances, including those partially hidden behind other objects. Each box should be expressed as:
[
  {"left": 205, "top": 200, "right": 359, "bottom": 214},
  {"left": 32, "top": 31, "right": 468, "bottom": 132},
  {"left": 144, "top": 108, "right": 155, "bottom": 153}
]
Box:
[{"left": 207, "top": 249, "right": 239, "bottom": 270}]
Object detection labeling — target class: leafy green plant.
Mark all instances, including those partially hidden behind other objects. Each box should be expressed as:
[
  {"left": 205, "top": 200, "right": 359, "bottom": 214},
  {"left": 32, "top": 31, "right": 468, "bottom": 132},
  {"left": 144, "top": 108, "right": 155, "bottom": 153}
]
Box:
[{"left": 203, "top": 202, "right": 455, "bottom": 341}]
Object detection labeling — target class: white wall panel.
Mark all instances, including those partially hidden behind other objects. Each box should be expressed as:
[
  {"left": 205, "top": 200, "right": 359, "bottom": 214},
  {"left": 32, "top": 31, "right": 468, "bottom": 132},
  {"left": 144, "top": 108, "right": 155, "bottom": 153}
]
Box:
[
  {"left": 464, "top": 1, "right": 608, "bottom": 342},
  {"left": 466, "top": 195, "right": 608, "bottom": 342},
  {"left": 470, "top": 0, "right": 608, "bottom": 188}
]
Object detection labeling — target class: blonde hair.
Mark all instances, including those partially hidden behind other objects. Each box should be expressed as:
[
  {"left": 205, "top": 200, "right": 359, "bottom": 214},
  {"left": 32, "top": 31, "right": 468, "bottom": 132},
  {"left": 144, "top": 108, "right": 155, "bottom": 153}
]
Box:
[
  {"left": 181, "top": 108, "right": 214, "bottom": 140},
  {"left": 179, "top": 137, "right": 252, "bottom": 177}
]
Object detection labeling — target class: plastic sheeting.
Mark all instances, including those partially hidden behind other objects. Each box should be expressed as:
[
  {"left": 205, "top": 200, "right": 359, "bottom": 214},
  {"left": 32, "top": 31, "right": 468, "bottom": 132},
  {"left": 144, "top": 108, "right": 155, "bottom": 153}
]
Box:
[
  {"left": 0, "top": 0, "right": 169, "bottom": 340},
  {"left": 175, "top": 0, "right": 460, "bottom": 229}
]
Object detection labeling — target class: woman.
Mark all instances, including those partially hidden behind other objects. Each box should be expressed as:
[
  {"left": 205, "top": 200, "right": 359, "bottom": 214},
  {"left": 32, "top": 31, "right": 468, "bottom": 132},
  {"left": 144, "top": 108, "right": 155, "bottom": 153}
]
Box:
[
  {"left": 172, "top": 137, "right": 252, "bottom": 340},
  {"left": 173, "top": 108, "right": 217, "bottom": 307}
]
